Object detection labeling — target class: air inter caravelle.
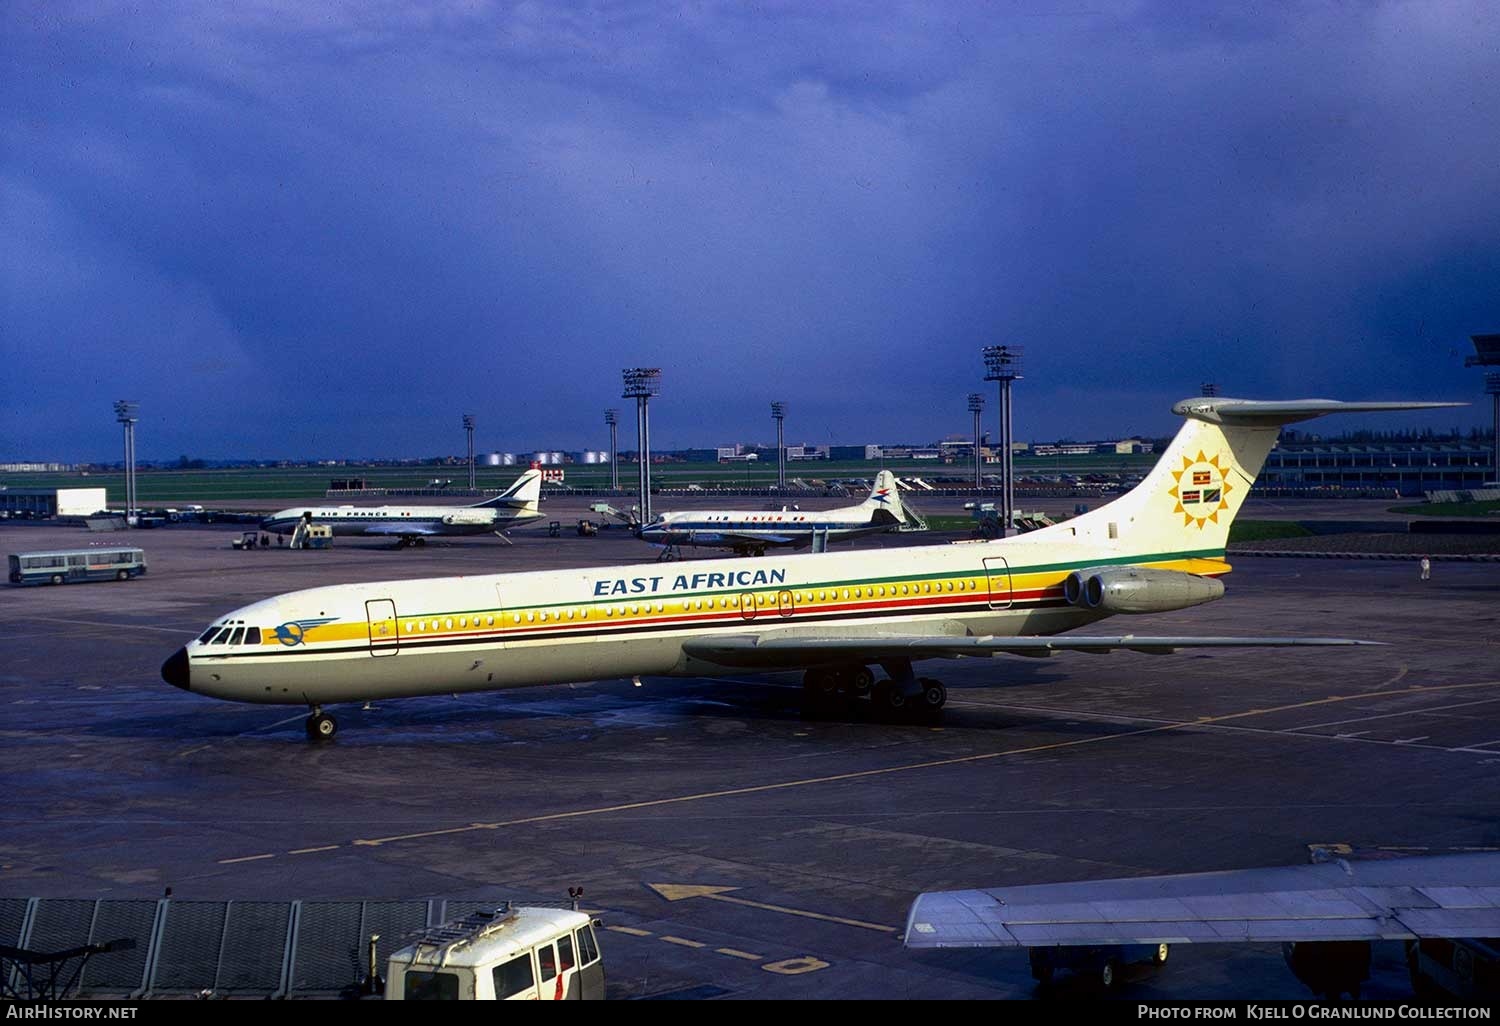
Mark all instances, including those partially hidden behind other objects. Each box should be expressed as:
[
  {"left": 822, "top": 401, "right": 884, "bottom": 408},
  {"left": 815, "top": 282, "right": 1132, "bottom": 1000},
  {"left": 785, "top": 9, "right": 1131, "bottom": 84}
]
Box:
[
  {"left": 636, "top": 470, "right": 909, "bottom": 556},
  {"left": 163, "top": 396, "right": 1458, "bottom": 740},
  {"left": 260, "top": 467, "right": 544, "bottom": 547}
]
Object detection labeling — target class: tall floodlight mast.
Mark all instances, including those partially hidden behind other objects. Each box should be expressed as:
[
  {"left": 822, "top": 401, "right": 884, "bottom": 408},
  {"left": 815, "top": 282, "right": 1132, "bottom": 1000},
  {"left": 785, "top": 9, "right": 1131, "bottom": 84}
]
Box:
[
  {"left": 113, "top": 400, "right": 139, "bottom": 527},
  {"left": 463, "top": 414, "right": 476, "bottom": 490},
  {"left": 604, "top": 409, "right": 620, "bottom": 490},
  {"left": 1467, "top": 335, "right": 1500, "bottom": 487},
  {"left": 982, "top": 346, "right": 1023, "bottom": 535},
  {"left": 967, "top": 393, "right": 985, "bottom": 489},
  {"left": 771, "top": 401, "right": 787, "bottom": 490},
  {"left": 622, "top": 369, "right": 662, "bottom": 522}
]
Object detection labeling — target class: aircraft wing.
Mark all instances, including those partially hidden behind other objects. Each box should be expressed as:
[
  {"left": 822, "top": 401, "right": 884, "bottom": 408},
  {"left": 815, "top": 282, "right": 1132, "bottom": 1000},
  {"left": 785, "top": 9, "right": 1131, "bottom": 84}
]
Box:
[
  {"left": 684, "top": 531, "right": 800, "bottom": 548},
  {"left": 681, "top": 632, "right": 1378, "bottom": 668},
  {"left": 362, "top": 523, "right": 443, "bottom": 537},
  {"left": 903, "top": 853, "right": 1500, "bottom": 949}
]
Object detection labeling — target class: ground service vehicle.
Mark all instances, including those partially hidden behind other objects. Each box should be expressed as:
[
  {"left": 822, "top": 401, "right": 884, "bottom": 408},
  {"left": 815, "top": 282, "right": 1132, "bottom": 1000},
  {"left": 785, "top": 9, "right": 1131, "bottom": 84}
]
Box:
[
  {"left": 9, "top": 547, "right": 147, "bottom": 586},
  {"left": 1029, "top": 942, "right": 1169, "bottom": 989},
  {"left": 385, "top": 903, "right": 604, "bottom": 1000}
]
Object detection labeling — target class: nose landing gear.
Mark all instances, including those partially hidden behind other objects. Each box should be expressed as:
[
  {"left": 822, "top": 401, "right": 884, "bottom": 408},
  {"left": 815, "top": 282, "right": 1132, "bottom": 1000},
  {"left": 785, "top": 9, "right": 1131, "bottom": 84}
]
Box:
[{"left": 306, "top": 706, "right": 337, "bottom": 740}]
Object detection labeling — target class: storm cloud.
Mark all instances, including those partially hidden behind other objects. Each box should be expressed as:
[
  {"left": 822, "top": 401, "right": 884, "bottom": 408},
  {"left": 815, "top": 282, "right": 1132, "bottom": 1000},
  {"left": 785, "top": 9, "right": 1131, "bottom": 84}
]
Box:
[{"left": 3, "top": 1, "right": 1496, "bottom": 460}]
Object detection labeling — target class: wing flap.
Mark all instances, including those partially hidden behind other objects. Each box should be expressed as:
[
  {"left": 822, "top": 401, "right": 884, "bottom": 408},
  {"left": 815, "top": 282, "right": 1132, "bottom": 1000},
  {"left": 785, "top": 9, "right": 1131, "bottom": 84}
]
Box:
[{"left": 682, "top": 632, "right": 1379, "bottom": 668}]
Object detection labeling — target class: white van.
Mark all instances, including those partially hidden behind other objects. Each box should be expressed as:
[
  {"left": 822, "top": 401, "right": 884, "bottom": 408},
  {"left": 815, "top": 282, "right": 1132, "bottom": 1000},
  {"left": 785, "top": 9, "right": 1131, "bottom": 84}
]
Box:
[{"left": 385, "top": 903, "right": 605, "bottom": 1000}]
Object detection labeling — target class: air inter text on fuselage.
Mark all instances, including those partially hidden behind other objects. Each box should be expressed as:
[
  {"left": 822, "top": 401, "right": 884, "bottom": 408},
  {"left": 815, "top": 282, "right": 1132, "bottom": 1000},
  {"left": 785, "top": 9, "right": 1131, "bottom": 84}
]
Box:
[{"left": 592, "top": 568, "right": 788, "bottom": 597}]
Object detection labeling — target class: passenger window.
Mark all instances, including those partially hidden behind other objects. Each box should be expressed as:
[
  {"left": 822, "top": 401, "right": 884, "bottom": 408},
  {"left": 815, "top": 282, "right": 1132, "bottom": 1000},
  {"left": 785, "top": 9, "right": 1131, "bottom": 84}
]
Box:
[
  {"left": 577, "top": 925, "right": 600, "bottom": 965},
  {"left": 557, "top": 932, "right": 575, "bottom": 972},
  {"left": 492, "top": 953, "right": 534, "bottom": 999},
  {"left": 537, "top": 943, "right": 557, "bottom": 982}
]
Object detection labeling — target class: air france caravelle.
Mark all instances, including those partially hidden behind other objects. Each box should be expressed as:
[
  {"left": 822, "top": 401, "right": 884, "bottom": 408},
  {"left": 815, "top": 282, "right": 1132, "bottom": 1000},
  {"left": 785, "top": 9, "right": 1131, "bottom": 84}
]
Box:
[
  {"left": 636, "top": 470, "right": 909, "bottom": 556},
  {"left": 260, "top": 467, "right": 543, "bottom": 548},
  {"left": 163, "top": 395, "right": 1457, "bottom": 740}
]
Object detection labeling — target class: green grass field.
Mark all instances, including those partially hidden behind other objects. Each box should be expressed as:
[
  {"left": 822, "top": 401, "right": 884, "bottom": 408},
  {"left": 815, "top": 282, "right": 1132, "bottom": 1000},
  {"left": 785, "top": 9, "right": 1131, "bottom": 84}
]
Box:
[
  {"left": 1389, "top": 499, "right": 1500, "bottom": 517},
  {"left": 1227, "top": 519, "right": 1315, "bottom": 542},
  {"left": 3, "top": 452, "right": 1158, "bottom": 504}
]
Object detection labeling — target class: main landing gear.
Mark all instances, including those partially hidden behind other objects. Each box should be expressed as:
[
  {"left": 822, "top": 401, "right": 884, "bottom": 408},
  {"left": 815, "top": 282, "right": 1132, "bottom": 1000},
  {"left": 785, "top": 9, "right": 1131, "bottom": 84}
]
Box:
[
  {"left": 800, "top": 659, "right": 947, "bottom": 723},
  {"left": 396, "top": 536, "right": 427, "bottom": 549},
  {"left": 306, "top": 706, "right": 337, "bottom": 741}
]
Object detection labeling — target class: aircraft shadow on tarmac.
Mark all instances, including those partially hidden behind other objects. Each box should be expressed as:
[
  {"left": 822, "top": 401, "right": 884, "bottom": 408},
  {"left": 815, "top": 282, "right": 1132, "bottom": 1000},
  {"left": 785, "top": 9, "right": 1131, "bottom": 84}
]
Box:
[{"left": 103, "top": 663, "right": 1178, "bottom": 745}]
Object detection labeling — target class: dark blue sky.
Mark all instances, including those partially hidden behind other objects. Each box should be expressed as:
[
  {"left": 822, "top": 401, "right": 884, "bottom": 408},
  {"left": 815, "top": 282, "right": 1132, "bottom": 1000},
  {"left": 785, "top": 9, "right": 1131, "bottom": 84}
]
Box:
[{"left": 3, "top": 2, "right": 1497, "bottom": 461}]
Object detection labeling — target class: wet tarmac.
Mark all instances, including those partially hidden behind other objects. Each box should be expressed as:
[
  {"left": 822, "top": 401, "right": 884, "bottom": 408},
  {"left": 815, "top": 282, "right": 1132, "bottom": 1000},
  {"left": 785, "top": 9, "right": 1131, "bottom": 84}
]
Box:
[{"left": 2, "top": 517, "right": 1498, "bottom": 999}]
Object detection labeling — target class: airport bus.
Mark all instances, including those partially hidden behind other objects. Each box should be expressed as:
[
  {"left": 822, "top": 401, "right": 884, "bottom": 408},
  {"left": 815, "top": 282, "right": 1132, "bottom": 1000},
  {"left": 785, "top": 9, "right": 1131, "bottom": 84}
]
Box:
[{"left": 8, "top": 547, "right": 147, "bottom": 586}]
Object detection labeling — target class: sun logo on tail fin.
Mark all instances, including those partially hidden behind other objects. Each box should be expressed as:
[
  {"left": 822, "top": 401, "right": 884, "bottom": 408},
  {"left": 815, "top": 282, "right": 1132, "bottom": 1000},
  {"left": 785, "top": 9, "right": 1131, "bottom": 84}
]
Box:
[{"left": 1168, "top": 451, "right": 1232, "bottom": 528}]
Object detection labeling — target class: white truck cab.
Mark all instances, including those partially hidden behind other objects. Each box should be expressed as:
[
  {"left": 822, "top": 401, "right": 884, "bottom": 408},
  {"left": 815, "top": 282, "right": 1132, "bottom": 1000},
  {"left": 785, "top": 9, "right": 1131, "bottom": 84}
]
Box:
[{"left": 385, "top": 903, "right": 605, "bottom": 1000}]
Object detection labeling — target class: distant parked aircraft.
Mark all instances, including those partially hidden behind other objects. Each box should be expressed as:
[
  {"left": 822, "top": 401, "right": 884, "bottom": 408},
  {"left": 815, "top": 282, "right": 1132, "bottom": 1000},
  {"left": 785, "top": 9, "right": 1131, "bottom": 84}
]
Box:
[
  {"left": 636, "top": 471, "right": 909, "bottom": 556},
  {"left": 260, "top": 468, "right": 543, "bottom": 548}
]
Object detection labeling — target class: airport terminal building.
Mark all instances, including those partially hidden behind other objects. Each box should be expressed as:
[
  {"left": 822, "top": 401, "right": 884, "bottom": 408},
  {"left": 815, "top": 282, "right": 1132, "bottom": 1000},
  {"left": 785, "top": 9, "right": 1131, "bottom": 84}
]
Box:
[{"left": 1259, "top": 441, "right": 1492, "bottom": 495}]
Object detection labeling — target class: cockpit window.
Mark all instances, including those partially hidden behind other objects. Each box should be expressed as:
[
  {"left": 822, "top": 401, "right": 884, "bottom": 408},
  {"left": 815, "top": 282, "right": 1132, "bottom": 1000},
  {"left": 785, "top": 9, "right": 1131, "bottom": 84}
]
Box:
[
  {"left": 245, "top": 627, "right": 261, "bottom": 646},
  {"left": 197, "top": 626, "right": 220, "bottom": 643},
  {"left": 227, "top": 628, "right": 245, "bottom": 646},
  {"left": 209, "top": 628, "right": 232, "bottom": 645}
]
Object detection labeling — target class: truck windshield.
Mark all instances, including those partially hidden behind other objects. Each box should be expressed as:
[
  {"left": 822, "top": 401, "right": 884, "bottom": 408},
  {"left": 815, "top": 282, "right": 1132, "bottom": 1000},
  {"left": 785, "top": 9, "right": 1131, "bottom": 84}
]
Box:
[{"left": 404, "top": 970, "right": 460, "bottom": 1000}]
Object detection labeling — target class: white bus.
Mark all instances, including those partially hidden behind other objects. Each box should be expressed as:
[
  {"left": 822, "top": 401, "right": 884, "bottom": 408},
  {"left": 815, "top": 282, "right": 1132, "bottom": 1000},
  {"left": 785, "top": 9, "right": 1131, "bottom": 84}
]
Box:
[{"left": 8, "top": 547, "right": 147, "bottom": 586}]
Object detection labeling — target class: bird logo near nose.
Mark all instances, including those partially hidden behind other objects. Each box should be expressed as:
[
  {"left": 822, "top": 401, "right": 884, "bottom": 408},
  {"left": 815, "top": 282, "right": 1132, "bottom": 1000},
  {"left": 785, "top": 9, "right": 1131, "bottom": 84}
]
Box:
[{"left": 273, "top": 618, "right": 338, "bottom": 646}]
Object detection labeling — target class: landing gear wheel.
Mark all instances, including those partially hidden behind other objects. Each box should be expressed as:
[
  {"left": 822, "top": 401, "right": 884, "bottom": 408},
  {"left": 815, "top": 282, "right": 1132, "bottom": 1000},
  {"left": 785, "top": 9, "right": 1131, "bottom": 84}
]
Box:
[
  {"left": 873, "top": 681, "right": 909, "bottom": 720},
  {"left": 306, "top": 712, "right": 337, "bottom": 740},
  {"left": 801, "top": 668, "right": 840, "bottom": 719},
  {"left": 1153, "top": 943, "right": 1169, "bottom": 966}
]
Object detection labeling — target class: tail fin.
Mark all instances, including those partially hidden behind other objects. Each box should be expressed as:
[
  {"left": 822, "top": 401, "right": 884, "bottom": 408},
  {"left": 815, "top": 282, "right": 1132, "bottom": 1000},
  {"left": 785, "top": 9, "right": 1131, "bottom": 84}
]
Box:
[
  {"left": 862, "top": 470, "right": 907, "bottom": 524},
  {"left": 1031, "top": 397, "right": 1462, "bottom": 557},
  {"left": 472, "top": 467, "right": 543, "bottom": 511}
]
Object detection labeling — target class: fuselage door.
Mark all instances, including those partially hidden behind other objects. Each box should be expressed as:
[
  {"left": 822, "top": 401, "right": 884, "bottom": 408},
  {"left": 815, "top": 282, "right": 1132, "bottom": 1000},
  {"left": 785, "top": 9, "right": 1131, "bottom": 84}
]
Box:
[
  {"left": 366, "top": 598, "right": 399, "bottom": 656},
  {"left": 982, "top": 556, "right": 1012, "bottom": 610}
]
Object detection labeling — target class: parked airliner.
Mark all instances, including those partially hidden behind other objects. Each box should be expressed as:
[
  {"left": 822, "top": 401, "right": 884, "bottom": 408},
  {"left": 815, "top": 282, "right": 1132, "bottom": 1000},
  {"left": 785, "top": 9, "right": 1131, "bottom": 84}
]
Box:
[
  {"left": 165, "top": 396, "right": 1457, "bottom": 739},
  {"left": 260, "top": 468, "right": 543, "bottom": 547},
  {"left": 636, "top": 470, "right": 909, "bottom": 556}
]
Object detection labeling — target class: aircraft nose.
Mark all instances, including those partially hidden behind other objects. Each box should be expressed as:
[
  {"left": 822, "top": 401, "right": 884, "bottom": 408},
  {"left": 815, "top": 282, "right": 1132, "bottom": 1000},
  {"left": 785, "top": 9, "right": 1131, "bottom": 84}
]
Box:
[{"left": 161, "top": 647, "right": 191, "bottom": 691}]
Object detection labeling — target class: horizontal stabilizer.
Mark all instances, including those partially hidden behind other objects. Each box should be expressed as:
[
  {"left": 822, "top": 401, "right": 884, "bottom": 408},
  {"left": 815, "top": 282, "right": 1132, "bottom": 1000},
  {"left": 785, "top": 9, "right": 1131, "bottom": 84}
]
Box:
[
  {"left": 1173, "top": 397, "right": 1465, "bottom": 426},
  {"left": 682, "top": 633, "right": 1379, "bottom": 668}
]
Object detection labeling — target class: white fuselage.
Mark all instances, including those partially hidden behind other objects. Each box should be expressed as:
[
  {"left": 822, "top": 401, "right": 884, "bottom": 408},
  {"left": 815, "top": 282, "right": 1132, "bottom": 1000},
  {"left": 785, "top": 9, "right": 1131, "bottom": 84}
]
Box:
[
  {"left": 260, "top": 504, "right": 541, "bottom": 538},
  {"left": 169, "top": 531, "right": 1227, "bottom": 707}
]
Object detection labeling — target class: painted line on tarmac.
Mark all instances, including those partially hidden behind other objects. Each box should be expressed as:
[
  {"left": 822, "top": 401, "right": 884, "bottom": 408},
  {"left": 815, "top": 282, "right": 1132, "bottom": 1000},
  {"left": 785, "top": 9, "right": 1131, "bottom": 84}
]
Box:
[
  {"left": 176, "top": 712, "right": 309, "bottom": 758},
  {"left": 980, "top": 680, "right": 1500, "bottom": 756},
  {"left": 648, "top": 883, "right": 896, "bottom": 933},
  {"left": 215, "top": 678, "right": 1500, "bottom": 866},
  {"left": 21, "top": 616, "right": 201, "bottom": 635}
]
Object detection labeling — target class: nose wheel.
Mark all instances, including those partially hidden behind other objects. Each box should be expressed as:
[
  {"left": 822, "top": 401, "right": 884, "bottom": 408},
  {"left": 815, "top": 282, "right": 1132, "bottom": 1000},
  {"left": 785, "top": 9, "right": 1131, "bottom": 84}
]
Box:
[{"left": 306, "top": 708, "right": 337, "bottom": 741}]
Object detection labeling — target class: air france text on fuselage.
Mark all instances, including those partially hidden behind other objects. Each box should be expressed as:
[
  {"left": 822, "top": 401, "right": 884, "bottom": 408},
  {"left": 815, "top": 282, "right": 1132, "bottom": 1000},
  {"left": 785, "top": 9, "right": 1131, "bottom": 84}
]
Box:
[{"left": 592, "top": 568, "right": 788, "bottom": 597}]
